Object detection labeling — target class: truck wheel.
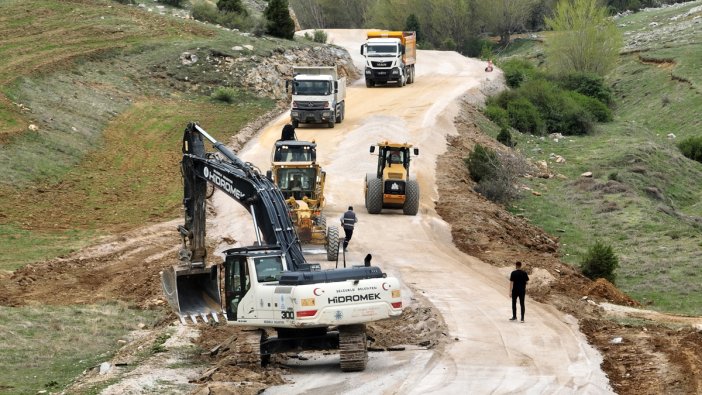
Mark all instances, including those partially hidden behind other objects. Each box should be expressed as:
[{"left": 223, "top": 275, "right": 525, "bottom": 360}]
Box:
[
  {"left": 328, "top": 121, "right": 335, "bottom": 128},
  {"left": 292, "top": 120, "right": 299, "bottom": 128},
  {"left": 366, "top": 177, "right": 383, "bottom": 214},
  {"left": 326, "top": 225, "right": 340, "bottom": 261},
  {"left": 403, "top": 179, "right": 419, "bottom": 215},
  {"left": 365, "top": 80, "right": 374, "bottom": 88},
  {"left": 335, "top": 108, "right": 342, "bottom": 123},
  {"left": 340, "top": 102, "right": 345, "bottom": 122},
  {"left": 408, "top": 66, "right": 414, "bottom": 84},
  {"left": 339, "top": 324, "right": 367, "bottom": 372}
]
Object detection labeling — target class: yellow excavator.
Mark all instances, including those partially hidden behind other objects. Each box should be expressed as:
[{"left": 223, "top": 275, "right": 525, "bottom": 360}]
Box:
[
  {"left": 364, "top": 141, "right": 419, "bottom": 215},
  {"left": 266, "top": 129, "right": 340, "bottom": 261}
]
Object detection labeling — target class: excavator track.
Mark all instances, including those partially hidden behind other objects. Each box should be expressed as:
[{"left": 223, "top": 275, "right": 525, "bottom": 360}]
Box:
[
  {"left": 233, "top": 329, "right": 265, "bottom": 366},
  {"left": 339, "top": 324, "right": 368, "bottom": 372}
]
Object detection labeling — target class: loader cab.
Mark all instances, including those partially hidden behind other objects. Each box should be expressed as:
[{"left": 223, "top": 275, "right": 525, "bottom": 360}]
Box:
[
  {"left": 223, "top": 247, "right": 287, "bottom": 321},
  {"left": 272, "top": 140, "right": 316, "bottom": 163},
  {"left": 370, "top": 144, "right": 419, "bottom": 179}
]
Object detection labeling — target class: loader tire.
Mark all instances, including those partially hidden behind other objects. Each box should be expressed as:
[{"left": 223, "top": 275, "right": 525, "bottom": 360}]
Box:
[
  {"left": 326, "top": 225, "right": 340, "bottom": 261},
  {"left": 339, "top": 324, "right": 367, "bottom": 372},
  {"left": 403, "top": 179, "right": 419, "bottom": 216},
  {"left": 366, "top": 177, "right": 383, "bottom": 214}
]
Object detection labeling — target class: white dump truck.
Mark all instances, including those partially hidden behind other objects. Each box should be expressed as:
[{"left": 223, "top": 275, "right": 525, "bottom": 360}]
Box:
[{"left": 286, "top": 66, "right": 346, "bottom": 128}]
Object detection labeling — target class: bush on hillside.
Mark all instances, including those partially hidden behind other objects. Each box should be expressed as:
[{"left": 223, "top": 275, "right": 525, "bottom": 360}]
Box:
[
  {"left": 484, "top": 104, "right": 509, "bottom": 129},
  {"left": 580, "top": 241, "right": 619, "bottom": 284},
  {"left": 506, "top": 97, "right": 545, "bottom": 135},
  {"left": 567, "top": 91, "right": 613, "bottom": 122},
  {"left": 500, "top": 58, "right": 540, "bottom": 88},
  {"left": 304, "top": 30, "right": 328, "bottom": 43},
  {"left": 158, "top": 0, "right": 185, "bottom": 7},
  {"left": 554, "top": 72, "right": 613, "bottom": 106},
  {"left": 192, "top": 1, "right": 258, "bottom": 31},
  {"left": 519, "top": 79, "right": 595, "bottom": 135},
  {"left": 211, "top": 87, "right": 239, "bottom": 103},
  {"left": 465, "top": 144, "right": 499, "bottom": 183},
  {"left": 496, "top": 127, "right": 515, "bottom": 148},
  {"left": 677, "top": 136, "right": 702, "bottom": 163},
  {"left": 218, "top": 0, "right": 248, "bottom": 15}
]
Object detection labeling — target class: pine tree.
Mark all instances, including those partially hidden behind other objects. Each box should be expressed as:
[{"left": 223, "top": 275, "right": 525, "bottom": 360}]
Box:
[
  {"left": 405, "top": 13, "right": 421, "bottom": 43},
  {"left": 265, "top": 0, "right": 295, "bottom": 40}
]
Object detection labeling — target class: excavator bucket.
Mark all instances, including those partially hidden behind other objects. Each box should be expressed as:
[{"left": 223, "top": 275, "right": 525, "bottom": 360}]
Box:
[{"left": 160, "top": 265, "right": 223, "bottom": 324}]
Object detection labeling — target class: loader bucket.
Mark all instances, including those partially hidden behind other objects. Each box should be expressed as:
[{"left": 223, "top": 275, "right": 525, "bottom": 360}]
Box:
[{"left": 160, "top": 265, "right": 223, "bottom": 324}]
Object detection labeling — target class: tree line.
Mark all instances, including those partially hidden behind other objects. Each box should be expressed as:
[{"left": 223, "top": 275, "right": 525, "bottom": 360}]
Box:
[{"left": 289, "top": 0, "right": 690, "bottom": 56}]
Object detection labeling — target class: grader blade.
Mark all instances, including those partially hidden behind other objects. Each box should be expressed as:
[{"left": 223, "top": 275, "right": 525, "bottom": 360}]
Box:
[{"left": 160, "top": 265, "right": 222, "bottom": 324}]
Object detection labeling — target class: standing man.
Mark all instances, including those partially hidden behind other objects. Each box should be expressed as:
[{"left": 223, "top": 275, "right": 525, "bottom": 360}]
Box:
[
  {"left": 340, "top": 206, "right": 357, "bottom": 251},
  {"left": 509, "top": 261, "right": 529, "bottom": 322}
]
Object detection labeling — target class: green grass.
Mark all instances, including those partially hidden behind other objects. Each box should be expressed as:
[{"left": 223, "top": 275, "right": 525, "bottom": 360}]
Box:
[
  {"left": 496, "top": 2, "right": 702, "bottom": 315},
  {"left": 0, "top": 303, "right": 161, "bottom": 394}
]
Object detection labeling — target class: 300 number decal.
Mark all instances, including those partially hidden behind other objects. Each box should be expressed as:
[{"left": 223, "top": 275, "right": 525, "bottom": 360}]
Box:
[{"left": 281, "top": 311, "right": 294, "bottom": 319}]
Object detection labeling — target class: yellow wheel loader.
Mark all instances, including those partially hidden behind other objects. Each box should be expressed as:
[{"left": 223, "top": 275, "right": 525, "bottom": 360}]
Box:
[
  {"left": 266, "top": 136, "right": 340, "bottom": 261},
  {"left": 365, "top": 141, "right": 419, "bottom": 215}
]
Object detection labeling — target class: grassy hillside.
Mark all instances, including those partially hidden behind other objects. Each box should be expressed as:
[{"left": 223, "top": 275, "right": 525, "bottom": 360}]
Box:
[
  {"left": 0, "top": 0, "right": 295, "bottom": 270},
  {"left": 490, "top": 2, "right": 702, "bottom": 315}
]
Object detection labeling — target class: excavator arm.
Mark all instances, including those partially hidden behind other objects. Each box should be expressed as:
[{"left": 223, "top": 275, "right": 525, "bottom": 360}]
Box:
[
  {"left": 162, "top": 123, "right": 310, "bottom": 323},
  {"left": 180, "top": 123, "right": 306, "bottom": 270}
]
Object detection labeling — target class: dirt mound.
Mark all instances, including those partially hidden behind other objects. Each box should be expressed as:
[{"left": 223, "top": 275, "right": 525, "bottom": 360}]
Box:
[{"left": 583, "top": 278, "right": 641, "bottom": 307}]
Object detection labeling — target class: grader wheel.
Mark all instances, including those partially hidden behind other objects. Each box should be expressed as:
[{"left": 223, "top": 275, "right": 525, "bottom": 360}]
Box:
[{"left": 326, "top": 225, "right": 340, "bottom": 261}]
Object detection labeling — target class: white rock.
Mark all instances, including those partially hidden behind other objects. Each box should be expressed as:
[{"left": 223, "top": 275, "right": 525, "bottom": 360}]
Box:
[
  {"left": 610, "top": 337, "right": 623, "bottom": 344},
  {"left": 99, "top": 362, "right": 111, "bottom": 375},
  {"left": 667, "top": 133, "right": 676, "bottom": 139},
  {"left": 581, "top": 171, "right": 593, "bottom": 178},
  {"left": 28, "top": 124, "right": 39, "bottom": 131},
  {"left": 243, "top": 45, "right": 254, "bottom": 51}
]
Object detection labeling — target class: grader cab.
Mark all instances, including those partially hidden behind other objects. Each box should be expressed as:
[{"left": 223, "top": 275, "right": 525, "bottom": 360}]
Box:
[
  {"left": 364, "top": 141, "right": 419, "bottom": 215},
  {"left": 268, "top": 138, "right": 340, "bottom": 261}
]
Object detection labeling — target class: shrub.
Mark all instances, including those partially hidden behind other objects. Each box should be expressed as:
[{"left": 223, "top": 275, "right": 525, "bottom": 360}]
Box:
[
  {"left": 218, "top": 0, "right": 248, "bottom": 15},
  {"left": 192, "top": 1, "right": 258, "bottom": 31},
  {"left": 465, "top": 144, "right": 499, "bottom": 183},
  {"left": 580, "top": 241, "right": 619, "bottom": 283},
  {"left": 677, "top": 136, "right": 702, "bottom": 163},
  {"left": 484, "top": 104, "right": 509, "bottom": 128},
  {"left": 312, "top": 29, "right": 328, "bottom": 43},
  {"left": 192, "top": 1, "right": 219, "bottom": 24},
  {"left": 158, "top": 0, "right": 185, "bottom": 6},
  {"left": 554, "top": 72, "right": 613, "bottom": 106},
  {"left": 441, "top": 37, "right": 457, "bottom": 51},
  {"left": 507, "top": 97, "right": 545, "bottom": 135},
  {"left": 567, "top": 91, "right": 613, "bottom": 122},
  {"left": 496, "top": 127, "right": 515, "bottom": 148},
  {"left": 519, "top": 79, "right": 595, "bottom": 135},
  {"left": 500, "top": 58, "right": 540, "bottom": 88},
  {"left": 472, "top": 151, "right": 526, "bottom": 204},
  {"left": 211, "top": 87, "right": 239, "bottom": 103}
]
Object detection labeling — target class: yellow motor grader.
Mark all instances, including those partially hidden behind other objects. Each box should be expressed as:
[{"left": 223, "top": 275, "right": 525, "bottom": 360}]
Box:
[
  {"left": 365, "top": 141, "right": 419, "bottom": 215},
  {"left": 267, "top": 137, "right": 340, "bottom": 261}
]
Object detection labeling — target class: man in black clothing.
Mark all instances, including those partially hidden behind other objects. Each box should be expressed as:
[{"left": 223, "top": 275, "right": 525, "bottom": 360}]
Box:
[
  {"left": 509, "top": 261, "right": 529, "bottom": 322},
  {"left": 339, "top": 206, "right": 358, "bottom": 251}
]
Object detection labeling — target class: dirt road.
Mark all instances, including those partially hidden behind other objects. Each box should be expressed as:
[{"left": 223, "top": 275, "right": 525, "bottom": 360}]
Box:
[{"left": 208, "top": 30, "right": 613, "bottom": 394}]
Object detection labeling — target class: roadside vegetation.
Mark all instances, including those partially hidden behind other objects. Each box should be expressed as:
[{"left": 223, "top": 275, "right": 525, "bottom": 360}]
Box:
[
  {"left": 0, "top": 302, "right": 161, "bottom": 394},
  {"left": 477, "top": 1, "right": 702, "bottom": 315}
]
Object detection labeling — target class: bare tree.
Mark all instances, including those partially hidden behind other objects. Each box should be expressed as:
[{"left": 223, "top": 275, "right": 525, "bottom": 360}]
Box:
[
  {"left": 475, "top": 0, "right": 539, "bottom": 45},
  {"left": 290, "top": 0, "right": 325, "bottom": 28}
]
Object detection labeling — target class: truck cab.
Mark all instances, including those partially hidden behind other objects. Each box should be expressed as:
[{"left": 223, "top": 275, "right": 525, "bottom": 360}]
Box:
[
  {"left": 361, "top": 31, "right": 416, "bottom": 87},
  {"left": 287, "top": 67, "right": 346, "bottom": 128}
]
